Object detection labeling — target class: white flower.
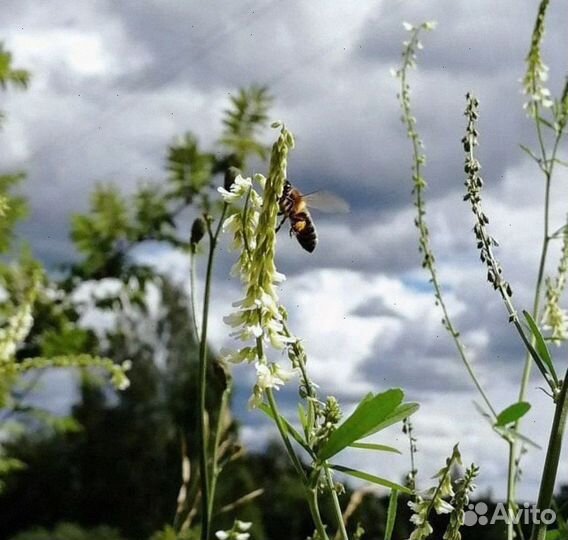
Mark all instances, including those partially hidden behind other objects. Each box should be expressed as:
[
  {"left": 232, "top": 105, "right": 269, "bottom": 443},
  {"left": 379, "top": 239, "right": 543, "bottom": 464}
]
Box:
[
  {"left": 255, "top": 362, "right": 284, "bottom": 391},
  {"left": 434, "top": 499, "right": 454, "bottom": 514},
  {"left": 221, "top": 346, "right": 256, "bottom": 364},
  {"left": 408, "top": 522, "right": 433, "bottom": 540},
  {"left": 235, "top": 534, "right": 250, "bottom": 540},
  {"left": 248, "top": 362, "right": 297, "bottom": 408},
  {"left": 218, "top": 175, "right": 253, "bottom": 204},
  {"left": 215, "top": 532, "right": 229, "bottom": 540},
  {"left": 0, "top": 303, "right": 34, "bottom": 362},
  {"left": 236, "top": 521, "right": 252, "bottom": 531},
  {"left": 402, "top": 21, "right": 414, "bottom": 31}
]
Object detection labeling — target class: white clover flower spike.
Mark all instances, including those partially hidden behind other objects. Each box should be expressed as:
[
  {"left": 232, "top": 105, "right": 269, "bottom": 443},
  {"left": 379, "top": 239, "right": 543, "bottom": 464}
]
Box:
[{"left": 219, "top": 125, "right": 298, "bottom": 408}]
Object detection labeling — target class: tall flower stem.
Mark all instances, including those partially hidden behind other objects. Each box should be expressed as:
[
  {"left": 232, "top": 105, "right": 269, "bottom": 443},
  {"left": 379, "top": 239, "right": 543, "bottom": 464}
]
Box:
[
  {"left": 511, "top": 77, "right": 567, "bottom": 534},
  {"left": 531, "top": 368, "right": 568, "bottom": 540},
  {"left": 208, "top": 386, "right": 230, "bottom": 524},
  {"left": 264, "top": 364, "right": 330, "bottom": 539},
  {"left": 397, "top": 23, "right": 497, "bottom": 419},
  {"left": 307, "top": 483, "right": 330, "bottom": 540},
  {"left": 199, "top": 204, "right": 227, "bottom": 540},
  {"left": 282, "top": 324, "right": 348, "bottom": 540},
  {"left": 189, "top": 251, "right": 200, "bottom": 342},
  {"left": 254, "top": 314, "right": 330, "bottom": 537},
  {"left": 511, "top": 0, "right": 568, "bottom": 519},
  {"left": 324, "top": 466, "right": 349, "bottom": 540},
  {"left": 463, "top": 92, "right": 565, "bottom": 540}
]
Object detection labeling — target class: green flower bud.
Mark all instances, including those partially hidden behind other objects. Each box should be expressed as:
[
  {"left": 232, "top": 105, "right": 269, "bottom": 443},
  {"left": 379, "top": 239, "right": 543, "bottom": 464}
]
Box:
[
  {"left": 224, "top": 166, "right": 242, "bottom": 191},
  {"left": 190, "top": 217, "right": 206, "bottom": 247}
]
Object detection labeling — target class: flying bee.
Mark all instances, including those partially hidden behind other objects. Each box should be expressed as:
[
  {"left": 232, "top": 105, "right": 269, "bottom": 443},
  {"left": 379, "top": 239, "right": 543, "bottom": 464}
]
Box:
[{"left": 277, "top": 180, "right": 350, "bottom": 252}]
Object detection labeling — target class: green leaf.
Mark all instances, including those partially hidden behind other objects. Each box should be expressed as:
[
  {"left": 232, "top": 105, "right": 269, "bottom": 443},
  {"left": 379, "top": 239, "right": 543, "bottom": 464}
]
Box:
[
  {"left": 523, "top": 310, "right": 559, "bottom": 385},
  {"left": 330, "top": 465, "right": 411, "bottom": 494},
  {"left": 349, "top": 442, "right": 401, "bottom": 454},
  {"left": 363, "top": 402, "right": 420, "bottom": 438},
  {"left": 317, "top": 389, "right": 404, "bottom": 460},
  {"left": 384, "top": 489, "right": 399, "bottom": 540},
  {"left": 495, "top": 402, "right": 531, "bottom": 427}
]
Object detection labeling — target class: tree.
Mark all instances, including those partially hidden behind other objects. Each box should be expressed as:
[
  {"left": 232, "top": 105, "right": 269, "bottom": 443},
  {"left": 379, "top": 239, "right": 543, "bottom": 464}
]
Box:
[{"left": 0, "top": 85, "right": 273, "bottom": 539}]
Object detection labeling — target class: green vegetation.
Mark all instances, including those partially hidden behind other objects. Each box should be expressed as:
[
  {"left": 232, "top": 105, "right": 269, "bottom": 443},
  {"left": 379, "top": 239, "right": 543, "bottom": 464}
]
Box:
[{"left": 1, "top": 1, "right": 568, "bottom": 538}]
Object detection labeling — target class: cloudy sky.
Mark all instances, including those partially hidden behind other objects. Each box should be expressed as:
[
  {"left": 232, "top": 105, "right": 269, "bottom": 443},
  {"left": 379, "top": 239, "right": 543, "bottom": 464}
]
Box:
[{"left": 1, "top": 0, "right": 568, "bottom": 503}]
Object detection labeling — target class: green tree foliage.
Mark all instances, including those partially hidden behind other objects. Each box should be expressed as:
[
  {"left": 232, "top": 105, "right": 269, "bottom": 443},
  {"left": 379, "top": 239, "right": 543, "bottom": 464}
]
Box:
[
  {"left": 0, "top": 44, "right": 29, "bottom": 251},
  {"left": 220, "top": 86, "right": 272, "bottom": 168},
  {"left": 0, "top": 43, "right": 30, "bottom": 91},
  {"left": 0, "top": 83, "right": 273, "bottom": 537},
  {"left": 70, "top": 84, "right": 272, "bottom": 282}
]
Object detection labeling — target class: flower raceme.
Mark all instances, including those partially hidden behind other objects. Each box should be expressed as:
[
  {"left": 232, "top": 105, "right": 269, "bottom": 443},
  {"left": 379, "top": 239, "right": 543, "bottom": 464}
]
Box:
[{"left": 219, "top": 124, "right": 297, "bottom": 407}]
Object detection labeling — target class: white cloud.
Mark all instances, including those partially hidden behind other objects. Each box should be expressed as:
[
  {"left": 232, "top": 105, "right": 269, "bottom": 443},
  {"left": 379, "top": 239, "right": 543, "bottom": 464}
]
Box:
[{"left": 0, "top": 0, "right": 567, "bottom": 508}]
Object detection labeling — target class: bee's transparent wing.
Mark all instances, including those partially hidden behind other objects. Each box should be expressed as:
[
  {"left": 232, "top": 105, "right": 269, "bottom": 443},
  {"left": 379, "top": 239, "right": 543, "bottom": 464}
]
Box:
[{"left": 303, "top": 191, "right": 350, "bottom": 213}]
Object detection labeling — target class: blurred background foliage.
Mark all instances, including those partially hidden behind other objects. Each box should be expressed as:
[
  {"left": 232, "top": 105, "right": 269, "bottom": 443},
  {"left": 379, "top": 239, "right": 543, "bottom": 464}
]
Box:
[{"left": 1, "top": 42, "right": 567, "bottom": 540}]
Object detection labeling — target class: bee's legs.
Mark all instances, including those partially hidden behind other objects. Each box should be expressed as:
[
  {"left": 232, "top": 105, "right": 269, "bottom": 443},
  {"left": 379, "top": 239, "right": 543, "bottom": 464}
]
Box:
[{"left": 275, "top": 215, "right": 287, "bottom": 233}]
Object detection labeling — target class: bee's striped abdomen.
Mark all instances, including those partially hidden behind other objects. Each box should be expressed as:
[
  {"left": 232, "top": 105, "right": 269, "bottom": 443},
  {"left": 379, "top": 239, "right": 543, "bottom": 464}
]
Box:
[{"left": 291, "top": 211, "right": 317, "bottom": 253}]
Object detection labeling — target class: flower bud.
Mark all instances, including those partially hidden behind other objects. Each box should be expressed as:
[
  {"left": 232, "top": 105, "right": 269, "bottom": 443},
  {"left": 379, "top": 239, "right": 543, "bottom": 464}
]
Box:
[
  {"left": 224, "top": 166, "right": 242, "bottom": 191},
  {"left": 190, "top": 217, "right": 205, "bottom": 247}
]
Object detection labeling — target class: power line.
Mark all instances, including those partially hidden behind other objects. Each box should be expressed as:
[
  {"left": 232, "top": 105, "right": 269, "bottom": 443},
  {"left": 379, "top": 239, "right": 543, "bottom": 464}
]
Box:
[
  {"left": 21, "top": 1, "right": 374, "bottom": 188},
  {"left": 22, "top": 0, "right": 278, "bottom": 168}
]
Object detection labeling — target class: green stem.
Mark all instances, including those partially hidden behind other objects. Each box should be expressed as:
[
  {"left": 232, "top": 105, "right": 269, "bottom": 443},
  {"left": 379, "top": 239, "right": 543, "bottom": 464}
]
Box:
[
  {"left": 208, "top": 387, "right": 230, "bottom": 522},
  {"left": 531, "top": 369, "right": 568, "bottom": 540},
  {"left": 281, "top": 322, "right": 349, "bottom": 537},
  {"left": 265, "top": 373, "right": 330, "bottom": 537},
  {"left": 424, "top": 450, "right": 459, "bottom": 518},
  {"left": 399, "top": 29, "right": 497, "bottom": 419},
  {"left": 324, "top": 465, "right": 348, "bottom": 540},
  {"left": 510, "top": 107, "right": 564, "bottom": 522},
  {"left": 265, "top": 387, "right": 306, "bottom": 481},
  {"left": 307, "top": 486, "right": 330, "bottom": 540},
  {"left": 189, "top": 250, "right": 200, "bottom": 343},
  {"left": 506, "top": 441, "right": 516, "bottom": 540},
  {"left": 198, "top": 204, "right": 227, "bottom": 540}
]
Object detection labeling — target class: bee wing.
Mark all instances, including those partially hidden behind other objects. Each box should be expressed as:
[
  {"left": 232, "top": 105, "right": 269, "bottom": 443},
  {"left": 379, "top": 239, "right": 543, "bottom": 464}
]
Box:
[{"left": 302, "top": 191, "right": 350, "bottom": 214}]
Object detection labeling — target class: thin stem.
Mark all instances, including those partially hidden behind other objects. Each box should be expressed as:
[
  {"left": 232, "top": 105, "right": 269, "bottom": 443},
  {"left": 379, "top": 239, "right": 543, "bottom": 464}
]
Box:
[
  {"left": 404, "top": 418, "right": 417, "bottom": 493},
  {"left": 208, "top": 387, "right": 230, "bottom": 522},
  {"left": 189, "top": 250, "right": 200, "bottom": 343},
  {"left": 399, "top": 28, "right": 497, "bottom": 419},
  {"left": 307, "top": 485, "right": 330, "bottom": 540},
  {"left": 506, "top": 441, "right": 516, "bottom": 540},
  {"left": 198, "top": 204, "right": 227, "bottom": 540},
  {"left": 258, "top": 324, "right": 333, "bottom": 537},
  {"left": 324, "top": 465, "right": 348, "bottom": 540},
  {"left": 281, "top": 320, "right": 319, "bottom": 445},
  {"left": 424, "top": 450, "right": 460, "bottom": 519},
  {"left": 511, "top": 109, "right": 565, "bottom": 512},
  {"left": 265, "top": 386, "right": 306, "bottom": 481},
  {"left": 281, "top": 321, "right": 349, "bottom": 537},
  {"left": 531, "top": 368, "right": 568, "bottom": 540}
]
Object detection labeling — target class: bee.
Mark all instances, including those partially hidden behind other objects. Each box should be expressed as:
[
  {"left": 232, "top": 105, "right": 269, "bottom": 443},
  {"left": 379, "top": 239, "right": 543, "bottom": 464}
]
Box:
[{"left": 277, "top": 180, "right": 349, "bottom": 252}]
